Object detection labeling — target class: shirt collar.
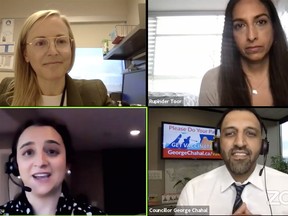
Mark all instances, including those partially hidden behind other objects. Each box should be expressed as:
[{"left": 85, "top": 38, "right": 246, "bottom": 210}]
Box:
[
  {"left": 246, "top": 164, "right": 265, "bottom": 191},
  {"left": 220, "top": 164, "right": 265, "bottom": 192}
]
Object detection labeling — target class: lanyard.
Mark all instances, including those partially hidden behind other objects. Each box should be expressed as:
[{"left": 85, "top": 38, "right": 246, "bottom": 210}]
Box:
[{"left": 60, "top": 83, "right": 66, "bottom": 106}]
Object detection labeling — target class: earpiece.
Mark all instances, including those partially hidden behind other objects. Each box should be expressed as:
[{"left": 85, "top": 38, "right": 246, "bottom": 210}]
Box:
[
  {"left": 5, "top": 153, "right": 32, "bottom": 192},
  {"left": 5, "top": 153, "right": 19, "bottom": 177},
  {"left": 260, "top": 137, "right": 269, "bottom": 156},
  {"left": 212, "top": 136, "right": 221, "bottom": 154}
]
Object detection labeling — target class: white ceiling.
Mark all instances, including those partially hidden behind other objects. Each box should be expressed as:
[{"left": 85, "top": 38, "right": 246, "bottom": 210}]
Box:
[
  {"left": 148, "top": 0, "right": 282, "bottom": 12},
  {"left": 0, "top": 108, "right": 146, "bottom": 151},
  {"left": 148, "top": 0, "right": 229, "bottom": 11},
  {"left": 196, "top": 108, "right": 288, "bottom": 122}
]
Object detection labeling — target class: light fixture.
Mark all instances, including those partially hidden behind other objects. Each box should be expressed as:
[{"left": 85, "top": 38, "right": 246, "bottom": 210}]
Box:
[{"left": 130, "top": 130, "right": 140, "bottom": 136}]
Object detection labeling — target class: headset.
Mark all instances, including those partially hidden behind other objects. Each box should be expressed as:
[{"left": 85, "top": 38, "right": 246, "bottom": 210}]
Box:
[
  {"left": 5, "top": 153, "right": 19, "bottom": 177},
  {"left": 5, "top": 152, "right": 32, "bottom": 192}
]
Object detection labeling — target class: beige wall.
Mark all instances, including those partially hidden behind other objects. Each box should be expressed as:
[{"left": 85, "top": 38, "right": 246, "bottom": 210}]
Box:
[
  {"left": 127, "top": 0, "right": 146, "bottom": 25},
  {"left": 0, "top": 0, "right": 146, "bottom": 81},
  {"left": 0, "top": 0, "right": 129, "bottom": 18},
  {"left": 148, "top": 108, "right": 280, "bottom": 204}
]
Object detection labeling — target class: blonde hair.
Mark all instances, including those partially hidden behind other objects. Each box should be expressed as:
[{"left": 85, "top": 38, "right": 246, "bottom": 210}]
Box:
[{"left": 7, "top": 10, "right": 75, "bottom": 106}]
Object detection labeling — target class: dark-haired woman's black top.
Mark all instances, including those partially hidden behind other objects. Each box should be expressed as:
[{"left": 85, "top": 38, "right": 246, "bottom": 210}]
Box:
[{"left": 0, "top": 191, "right": 106, "bottom": 215}]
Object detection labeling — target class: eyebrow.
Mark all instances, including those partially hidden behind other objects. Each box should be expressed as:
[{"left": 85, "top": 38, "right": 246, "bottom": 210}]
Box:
[
  {"left": 19, "top": 140, "right": 60, "bottom": 150},
  {"left": 32, "top": 34, "right": 67, "bottom": 40},
  {"left": 233, "top": 13, "right": 270, "bottom": 22},
  {"left": 222, "top": 126, "right": 259, "bottom": 132},
  {"left": 45, "top": 140, "right": 61, "bottom": 146},
  {"left": 19, "top": 141, "right": 34, "bottom": 150}
]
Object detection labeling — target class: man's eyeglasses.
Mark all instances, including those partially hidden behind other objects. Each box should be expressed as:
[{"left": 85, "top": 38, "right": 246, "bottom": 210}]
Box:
[{"left": 26, "top": 36, "right": 73, "bottom": 52}]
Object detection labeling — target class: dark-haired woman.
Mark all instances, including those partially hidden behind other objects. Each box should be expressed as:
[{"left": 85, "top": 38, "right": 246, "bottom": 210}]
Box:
[
  {"left": 0, "top": 118, "right": 105, "bottom": 215},
  {"left": 199, "top": 0, "right": 288, "bottom": 106}
]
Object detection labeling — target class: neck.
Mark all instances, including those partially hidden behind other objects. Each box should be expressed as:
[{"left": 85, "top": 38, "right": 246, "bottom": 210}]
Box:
[
  {"left": 37, "top": 77, "right": 66, "bottom": 96},
  {"left": 25, "top": 187, "right": 62, "bottom": 215}
]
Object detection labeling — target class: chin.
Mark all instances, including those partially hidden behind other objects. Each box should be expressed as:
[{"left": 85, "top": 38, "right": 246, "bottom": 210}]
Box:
[
  {"left": 44, "top": 72, "right": 66, "bottom": 81},
  {"left": 243, "top": 53, "right": 269, "bottom": 63}
]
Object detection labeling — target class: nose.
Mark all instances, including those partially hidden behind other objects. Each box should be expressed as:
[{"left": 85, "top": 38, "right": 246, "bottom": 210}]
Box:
[
  {"left": 34, "top": 152, "right": 48, "bottom": 168},
  {"left": 247, "top": 25, "right": 258, "bottom": 42},
  {"left": 47, "top": 39, "right": 59, "bottom": 55},
  {"left": 234, "top": 132, "right": 246, "bottom": 148}
]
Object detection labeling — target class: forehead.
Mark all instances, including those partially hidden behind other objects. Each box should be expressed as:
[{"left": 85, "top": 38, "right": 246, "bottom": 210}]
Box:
[
  {"left": 221, "top": 110, "right": 261, "bottom": 129},
  {"left": 17, "top": 125, "right": 64, "bottom": 147},
  {"left": 27, "top": 15, "right": 69, "bottom": 39},
  {"left": 233, "top": 0, "right": 270, "bottom": 19}
]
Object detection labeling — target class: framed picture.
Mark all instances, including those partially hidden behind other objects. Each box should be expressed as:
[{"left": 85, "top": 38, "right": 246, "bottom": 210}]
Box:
[
  {"left": 0, "top": 19, "right": 14, "bottom": 43},
  {"left": 0, "top": 43, "right": 15, "bottom": 71},
  {"left": 0, "top": 54, "right": 14, "bottom": 71}
]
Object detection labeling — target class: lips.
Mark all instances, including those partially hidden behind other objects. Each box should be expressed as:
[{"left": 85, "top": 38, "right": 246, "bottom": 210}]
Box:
[
  {"left": 245, "top": 46, "right": 263, "bottom": 54},
  {"left": 43, "top": 61, "right": 62, "bottom": 65},
  {"left": 32, "top": 172, "right": 51, "bottom": 179},
  {"left": 231, "top": 149, "right": 250, "bottom": 160}
]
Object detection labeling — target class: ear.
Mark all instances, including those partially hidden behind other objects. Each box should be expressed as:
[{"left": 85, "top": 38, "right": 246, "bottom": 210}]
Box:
[{"left": 24, "top": 49, "right": 29, "bottom": 63}]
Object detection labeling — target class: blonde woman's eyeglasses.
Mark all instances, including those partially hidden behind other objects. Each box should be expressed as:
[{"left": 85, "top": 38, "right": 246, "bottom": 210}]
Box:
[{"left": 26, "top": 36, "right": 73, "bottom": 52}]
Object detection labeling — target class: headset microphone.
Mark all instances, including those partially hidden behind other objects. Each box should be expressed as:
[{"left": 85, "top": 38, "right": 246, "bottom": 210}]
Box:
[
  {"left": 259, "top": 153, "right": 267, "bottom": 176},
  {"left": 5, "top": 153, "right": 32, "bottom": 192},
  {"left": 8, "top": 174, "right": 32, "bottom": 192}
]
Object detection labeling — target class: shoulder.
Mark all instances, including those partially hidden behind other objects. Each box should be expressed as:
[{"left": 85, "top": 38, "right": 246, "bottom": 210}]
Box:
[
  {"left": 181, "top": 165, "right": 227, "bottom": 193},
  {"left": 58, "top": 195, "right": 106, "bottom": 215},
  {"left": 198, "top": 66, "right": 220, "bottom": 106},
  {"left": 186, "top": 165, "right": 225, "bottom": 187},
  {"left": 66, "top": 75, "right": 114, "bottom": 106},
  {"left": 0, "top": 77, "right": 13, "bottom": 94},
  {"left": 0, "top": 199, "right": 31, "bottom": 215},
  {"left": 63, "top": 199, "right": 105, "bottom": 215},
  {"left": 177, "top": 165, "right": 225, "bottom": 205},
  {"left": 265, "top": 166, "right": 288, "bottom": 179},
  {"left": 202, "top": 66, "right": 220, "bottom": 80},
  {"left": 71, "top": 202, "right": 105, "bottom": 215},
  {"left": 0, "top": 77, "right": 13, "bottom": 106}
]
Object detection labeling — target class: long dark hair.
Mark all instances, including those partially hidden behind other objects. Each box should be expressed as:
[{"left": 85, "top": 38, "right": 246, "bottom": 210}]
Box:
[{"left": 219, "top": 0, "right": 288, "bottom": 106}]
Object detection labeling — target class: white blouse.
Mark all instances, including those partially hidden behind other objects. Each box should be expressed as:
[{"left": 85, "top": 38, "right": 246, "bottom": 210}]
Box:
[
  {"left": 40, "top": 91, "right": 67, "bottom": 106},
  {"left": 177, "top": 164, "right": 288, "bottom": 215}
]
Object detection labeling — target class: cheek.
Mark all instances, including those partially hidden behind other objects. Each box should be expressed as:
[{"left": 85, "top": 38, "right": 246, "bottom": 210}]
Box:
[
  {"left": 62, "top": 50, "right": 72, "bottom": 63},
  {"left": 265, "top": 30, "right": 274, "bottom": 49},
  {"left": 252, "top": 142, "right": 262, "bottom": 154},
  {"left": 233, "top": 33, "right": 244, "bottom": 48},
  {"left": 54, "top": 156, "right": 67, "bottom": 174},
  {"left": 17, "top": 159, "right": 31, "bottom": 178},
  {"left": 26, "top": 52, "right": 43, "bottom": 69}
]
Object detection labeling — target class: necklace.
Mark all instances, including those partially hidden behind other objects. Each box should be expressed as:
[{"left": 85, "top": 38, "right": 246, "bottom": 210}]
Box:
[{"left": 246, "top": 74, "right": 267, "bottom": 95}]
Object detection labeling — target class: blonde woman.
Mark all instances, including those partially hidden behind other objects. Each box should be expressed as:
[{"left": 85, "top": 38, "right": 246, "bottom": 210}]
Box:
[{"left": 0, "top": 10, "right": 113, "bottom": 106}]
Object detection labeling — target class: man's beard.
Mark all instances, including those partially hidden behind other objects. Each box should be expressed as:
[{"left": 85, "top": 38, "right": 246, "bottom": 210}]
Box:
[{"left": 221, "top": 147, "right": 256, "bottom": 175}]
